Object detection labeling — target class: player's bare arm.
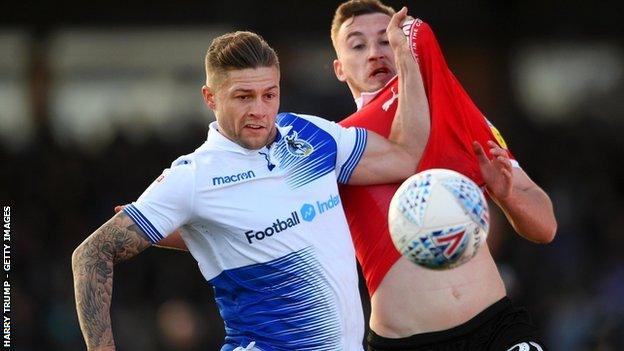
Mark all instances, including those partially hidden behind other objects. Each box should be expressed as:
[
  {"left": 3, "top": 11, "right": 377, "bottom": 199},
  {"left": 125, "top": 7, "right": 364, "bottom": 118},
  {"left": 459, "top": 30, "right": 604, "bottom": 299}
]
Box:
[
  {"left": 113, "top": 205, "right": 188, "bottom": 251},
  {"left": 72, "top": 211, "right": 151, "bottom": 350},
  {"left": 155, "top": 231, "right": 187, "bottom": 251},
  {"left": 473, "top": 140, "right": 557, "bottom": 243},
  {"left": 349, "top": 8, "right": 431, "bottom": 185}
]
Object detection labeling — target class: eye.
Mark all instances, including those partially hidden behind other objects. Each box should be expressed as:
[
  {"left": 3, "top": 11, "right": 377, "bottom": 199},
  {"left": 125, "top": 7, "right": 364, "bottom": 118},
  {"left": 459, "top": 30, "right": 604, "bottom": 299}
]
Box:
[
  {"left": 352, "top": 44, "right": 365, "bottom": 50},
  {"left": 236, "top": 95, "right": 251, "bottom": 101},
  {"left": 265, "top": 93, "right": 277, "bottom": 100}
]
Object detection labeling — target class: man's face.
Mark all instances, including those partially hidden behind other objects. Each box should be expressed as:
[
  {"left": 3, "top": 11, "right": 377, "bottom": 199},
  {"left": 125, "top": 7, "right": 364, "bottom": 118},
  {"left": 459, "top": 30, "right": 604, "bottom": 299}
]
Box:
[
  {"left": 203, "top": 66, "right": 280, "bottom": 150},
  {"left": 333, "top": 13, "right": 396, "bottom": 98}
]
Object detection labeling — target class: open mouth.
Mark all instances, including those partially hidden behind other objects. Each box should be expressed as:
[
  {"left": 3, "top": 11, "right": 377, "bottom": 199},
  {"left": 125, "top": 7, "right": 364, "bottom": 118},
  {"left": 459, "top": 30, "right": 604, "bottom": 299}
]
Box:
[
  {"left": 245, "top": 124, "right": 264, "bottom": 130},
  {"left": 370, "top": 67, "right": 390, "bottom": 78}
]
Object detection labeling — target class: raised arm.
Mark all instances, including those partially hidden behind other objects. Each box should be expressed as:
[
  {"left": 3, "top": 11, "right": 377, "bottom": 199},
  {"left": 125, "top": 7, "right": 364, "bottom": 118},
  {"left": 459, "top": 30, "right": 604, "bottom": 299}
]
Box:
[
  {"left": 72, "top": 211, "right": 151, "bottom": 350},
  {"left": 349, "top": 7, "right": 431, "bottom": 185},
  {"left": 474, "top": 140, "right": 557, "bottom": 243}
]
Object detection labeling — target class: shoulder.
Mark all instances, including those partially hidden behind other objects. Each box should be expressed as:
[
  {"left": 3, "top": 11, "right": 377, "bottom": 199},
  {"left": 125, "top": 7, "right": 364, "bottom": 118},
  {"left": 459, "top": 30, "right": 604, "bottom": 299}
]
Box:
[
  {"left": 164, "top": 148, "right": 213, "bottom": 186},
  {"left": 152, "top": 154, "right": 196, "bottom": 190},
  {"left": 173, "top": 142, "right": 226, "bottom": 170},
  {"left": 277, "top": 112, "right": 339, "bottom": 133},
  {"left": 168, "top": 150, "right": 201, "bottom": 175},
  {"left": 278, "top": 112, "right": 329, "bottom": 125},
  {"left": 171, "top": 154, "right": 195, "bottom": 168}
]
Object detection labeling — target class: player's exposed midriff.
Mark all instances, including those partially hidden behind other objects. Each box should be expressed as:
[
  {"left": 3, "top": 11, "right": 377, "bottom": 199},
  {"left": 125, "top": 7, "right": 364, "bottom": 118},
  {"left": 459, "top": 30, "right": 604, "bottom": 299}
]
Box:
[{"left": 369, "top": 245, "right": 506, "bottom": 338}]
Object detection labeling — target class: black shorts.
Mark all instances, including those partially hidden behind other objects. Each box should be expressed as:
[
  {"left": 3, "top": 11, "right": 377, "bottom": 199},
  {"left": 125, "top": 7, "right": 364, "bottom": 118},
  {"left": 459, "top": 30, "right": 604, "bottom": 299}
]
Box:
[{"left": 367, "top": 297, "right": 547, "bottom": 351}]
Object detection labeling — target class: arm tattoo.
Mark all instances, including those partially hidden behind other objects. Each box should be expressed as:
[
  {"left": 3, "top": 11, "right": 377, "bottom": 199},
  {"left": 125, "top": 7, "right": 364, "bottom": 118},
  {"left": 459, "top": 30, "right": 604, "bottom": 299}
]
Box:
[{"left": 72, "top": 211, "right": 151, "bottom": 350}]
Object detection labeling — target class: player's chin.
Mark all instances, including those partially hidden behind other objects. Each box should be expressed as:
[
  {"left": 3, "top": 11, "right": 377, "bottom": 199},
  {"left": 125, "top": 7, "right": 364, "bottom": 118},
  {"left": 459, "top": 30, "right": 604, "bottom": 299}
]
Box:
[
  {"left": 241, "top": 139, "right": 266, "bottom": 150},
  {"left": 241, "top": 131, "right": 269, "bottom": 149},
  {"left": 366, "top": 75, "right": 392, "bottom": 91}
]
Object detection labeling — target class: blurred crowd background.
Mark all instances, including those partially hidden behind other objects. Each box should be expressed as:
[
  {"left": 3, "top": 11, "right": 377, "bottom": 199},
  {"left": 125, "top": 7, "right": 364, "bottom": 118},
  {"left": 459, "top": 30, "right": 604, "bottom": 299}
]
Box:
[{"left": 2, "top": 0, "right": 623, "bottom": 350}]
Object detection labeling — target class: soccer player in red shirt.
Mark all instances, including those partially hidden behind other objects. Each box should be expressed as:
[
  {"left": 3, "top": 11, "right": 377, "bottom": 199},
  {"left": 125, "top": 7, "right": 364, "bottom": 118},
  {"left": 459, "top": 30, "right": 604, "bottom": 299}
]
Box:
[{"left": 331, "top": 1, "right": 556, "bottom": 350}]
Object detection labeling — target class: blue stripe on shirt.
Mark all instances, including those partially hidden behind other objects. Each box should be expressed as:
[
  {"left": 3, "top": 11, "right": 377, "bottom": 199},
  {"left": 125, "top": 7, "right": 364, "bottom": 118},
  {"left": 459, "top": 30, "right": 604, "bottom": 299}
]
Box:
[
  {"left": 338, "top": 128, "right": 367, "bottom": 184},
  {"left": 123, "top": 204, "right": 163, "bottom": 243}
]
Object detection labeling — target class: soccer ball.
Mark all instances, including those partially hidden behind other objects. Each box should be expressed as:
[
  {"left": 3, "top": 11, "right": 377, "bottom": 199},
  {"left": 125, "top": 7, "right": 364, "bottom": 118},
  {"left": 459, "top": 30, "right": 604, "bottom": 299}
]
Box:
[{"left": 388, "top": 169, "right": 489, "bottom": 269}]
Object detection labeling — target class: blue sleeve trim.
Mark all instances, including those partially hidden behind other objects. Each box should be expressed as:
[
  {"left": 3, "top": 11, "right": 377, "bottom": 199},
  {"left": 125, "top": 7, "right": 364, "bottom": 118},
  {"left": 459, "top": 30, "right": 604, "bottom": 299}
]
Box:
[
  {"left": 337, "top": 128, "right": 368, "bottom": 184},
  {"left": 124, "top": 204, "right": 164, "bottom": 243}
]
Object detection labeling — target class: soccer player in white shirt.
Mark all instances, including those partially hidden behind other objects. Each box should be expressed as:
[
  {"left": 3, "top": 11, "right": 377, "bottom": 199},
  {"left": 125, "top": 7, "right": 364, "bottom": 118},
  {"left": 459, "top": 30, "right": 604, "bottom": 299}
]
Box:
[{"left": 72, "top": 10, "right": 429, "bottom": 351}]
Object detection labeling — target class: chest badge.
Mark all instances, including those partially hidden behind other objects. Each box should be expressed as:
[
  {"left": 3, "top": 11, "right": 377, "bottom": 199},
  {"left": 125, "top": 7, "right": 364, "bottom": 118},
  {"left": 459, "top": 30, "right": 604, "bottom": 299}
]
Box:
[{"left": 284, "top": 131, "right": 314, "bottom": 157}]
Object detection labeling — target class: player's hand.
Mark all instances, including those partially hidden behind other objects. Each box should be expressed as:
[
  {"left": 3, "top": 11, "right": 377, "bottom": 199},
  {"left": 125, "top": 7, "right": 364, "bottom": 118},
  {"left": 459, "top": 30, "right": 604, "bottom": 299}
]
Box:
[
  {"left": 473, "top": 140, "right": 514, "bottom": 200},
  {"left": 387, "top": 7, "right": 410, "bottom": 53}
]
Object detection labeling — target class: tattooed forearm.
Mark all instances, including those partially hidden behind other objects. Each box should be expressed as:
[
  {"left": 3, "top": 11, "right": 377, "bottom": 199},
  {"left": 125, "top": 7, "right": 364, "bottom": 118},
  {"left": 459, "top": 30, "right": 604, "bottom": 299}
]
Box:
[{"left": 72, "top": 211, "right": 151, "bottom": 350}]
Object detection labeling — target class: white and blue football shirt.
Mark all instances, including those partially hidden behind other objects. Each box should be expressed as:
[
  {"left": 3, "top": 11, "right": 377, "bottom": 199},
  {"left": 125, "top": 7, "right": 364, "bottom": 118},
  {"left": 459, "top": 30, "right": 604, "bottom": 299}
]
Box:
[{"left": 125, "top": 112, "right": 368, "bottom": 351}]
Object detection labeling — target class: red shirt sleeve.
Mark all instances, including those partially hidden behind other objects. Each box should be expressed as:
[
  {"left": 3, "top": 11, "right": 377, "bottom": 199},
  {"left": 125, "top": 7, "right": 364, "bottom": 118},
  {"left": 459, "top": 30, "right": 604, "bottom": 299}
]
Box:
[{"left": 409, "top": 19, "right": 515, "bottom": 186}]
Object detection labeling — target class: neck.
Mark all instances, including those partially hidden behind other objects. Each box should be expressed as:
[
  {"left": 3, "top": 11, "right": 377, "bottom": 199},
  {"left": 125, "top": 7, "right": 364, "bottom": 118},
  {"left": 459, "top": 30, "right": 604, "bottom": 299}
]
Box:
[{"left": 348, "top": 84, "right": 362, "bottom": 101}]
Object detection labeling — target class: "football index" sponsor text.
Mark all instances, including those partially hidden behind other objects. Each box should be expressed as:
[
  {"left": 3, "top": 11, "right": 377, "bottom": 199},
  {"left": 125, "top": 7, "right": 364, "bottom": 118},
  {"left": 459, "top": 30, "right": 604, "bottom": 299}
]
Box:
[
  {"left": 245, "top": 212, "right": 301, "bottom": 244},
  {"left": 244, "top": 194, "right": 340, "bottom": 244}
]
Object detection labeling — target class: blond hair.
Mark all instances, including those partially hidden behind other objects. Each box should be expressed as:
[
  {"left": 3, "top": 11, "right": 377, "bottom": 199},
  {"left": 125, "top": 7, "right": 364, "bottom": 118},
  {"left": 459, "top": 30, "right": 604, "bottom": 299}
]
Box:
[{"left": 205, "top": 31, "right": 279, "bottom": 87}]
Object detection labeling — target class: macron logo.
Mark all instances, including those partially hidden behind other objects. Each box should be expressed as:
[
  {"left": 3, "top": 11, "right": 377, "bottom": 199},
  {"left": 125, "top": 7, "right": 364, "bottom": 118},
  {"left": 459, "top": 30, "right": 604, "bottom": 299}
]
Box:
[{"left": 212, "top": 170, "right": 256, "bottom": 186}]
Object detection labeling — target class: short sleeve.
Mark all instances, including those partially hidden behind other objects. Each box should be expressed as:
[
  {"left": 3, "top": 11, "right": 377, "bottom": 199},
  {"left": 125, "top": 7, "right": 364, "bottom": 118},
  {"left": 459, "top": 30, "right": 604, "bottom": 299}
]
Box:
[
  {"left": 124, "top": 156, "right": 196, "bottom": 243},
  {"left": 290, "top": 113, "right": 367, "bottom": 184},
  {"left": 335, "top": 127, "right": 368, "bottom": 183}
]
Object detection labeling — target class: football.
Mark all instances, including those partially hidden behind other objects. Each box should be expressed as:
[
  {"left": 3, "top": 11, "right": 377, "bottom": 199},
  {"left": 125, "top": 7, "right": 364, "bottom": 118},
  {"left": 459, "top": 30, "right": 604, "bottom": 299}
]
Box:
[{"left": 388, "top": 168, "right": 490, "bottom": 269}]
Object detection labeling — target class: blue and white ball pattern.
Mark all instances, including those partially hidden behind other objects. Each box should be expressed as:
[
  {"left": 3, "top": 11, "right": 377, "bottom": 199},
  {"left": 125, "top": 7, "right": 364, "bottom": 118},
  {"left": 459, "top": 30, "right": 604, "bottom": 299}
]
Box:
[{"left": 388, "top": 169, "right": 489, "bottom": 269}]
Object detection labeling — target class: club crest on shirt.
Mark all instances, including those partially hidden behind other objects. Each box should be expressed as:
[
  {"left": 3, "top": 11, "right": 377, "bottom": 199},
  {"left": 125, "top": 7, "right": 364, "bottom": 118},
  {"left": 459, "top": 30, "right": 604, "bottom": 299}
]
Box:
[
  {"left": 284, "top": 131, "right": 314, "bottom": 157},
  {"left": 270, "top": 113, "right": 339, "bottom": 189}
]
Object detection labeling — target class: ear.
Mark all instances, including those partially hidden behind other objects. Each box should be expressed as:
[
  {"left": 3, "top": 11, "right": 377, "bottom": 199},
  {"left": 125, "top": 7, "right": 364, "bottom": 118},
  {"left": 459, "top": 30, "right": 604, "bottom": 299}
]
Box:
[
  {"left": 333, "top": 59, "right": 347, "bottom": 82},
  {"left": 202, "top": 85, "right": 216, "bottom": 110}
]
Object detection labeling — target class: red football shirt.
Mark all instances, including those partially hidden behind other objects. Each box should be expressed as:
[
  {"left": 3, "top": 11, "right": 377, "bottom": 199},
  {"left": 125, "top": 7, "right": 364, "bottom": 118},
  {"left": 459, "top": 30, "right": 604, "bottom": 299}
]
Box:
[{"left": 339, "top": 19, "right": 516, "bottom": 295}]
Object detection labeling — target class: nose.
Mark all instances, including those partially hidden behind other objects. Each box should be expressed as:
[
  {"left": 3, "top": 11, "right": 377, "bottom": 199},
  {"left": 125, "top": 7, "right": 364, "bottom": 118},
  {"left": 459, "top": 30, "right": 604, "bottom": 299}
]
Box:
[
  {"left": 367, "top": 43, "right": 386, "bottom": 61},
  {"left": 248, "top": 97, "right": 267, "bottom": 119}
]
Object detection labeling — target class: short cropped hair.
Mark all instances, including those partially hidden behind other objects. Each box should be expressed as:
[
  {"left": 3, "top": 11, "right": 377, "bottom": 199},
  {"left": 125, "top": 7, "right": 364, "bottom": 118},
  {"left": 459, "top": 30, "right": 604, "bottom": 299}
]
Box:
[
  {"left": 331, "top": 0, "right": 395, "bottom": 48},
  {"left": 205, "top": 31, "right": 279, "bottom": 87}
]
